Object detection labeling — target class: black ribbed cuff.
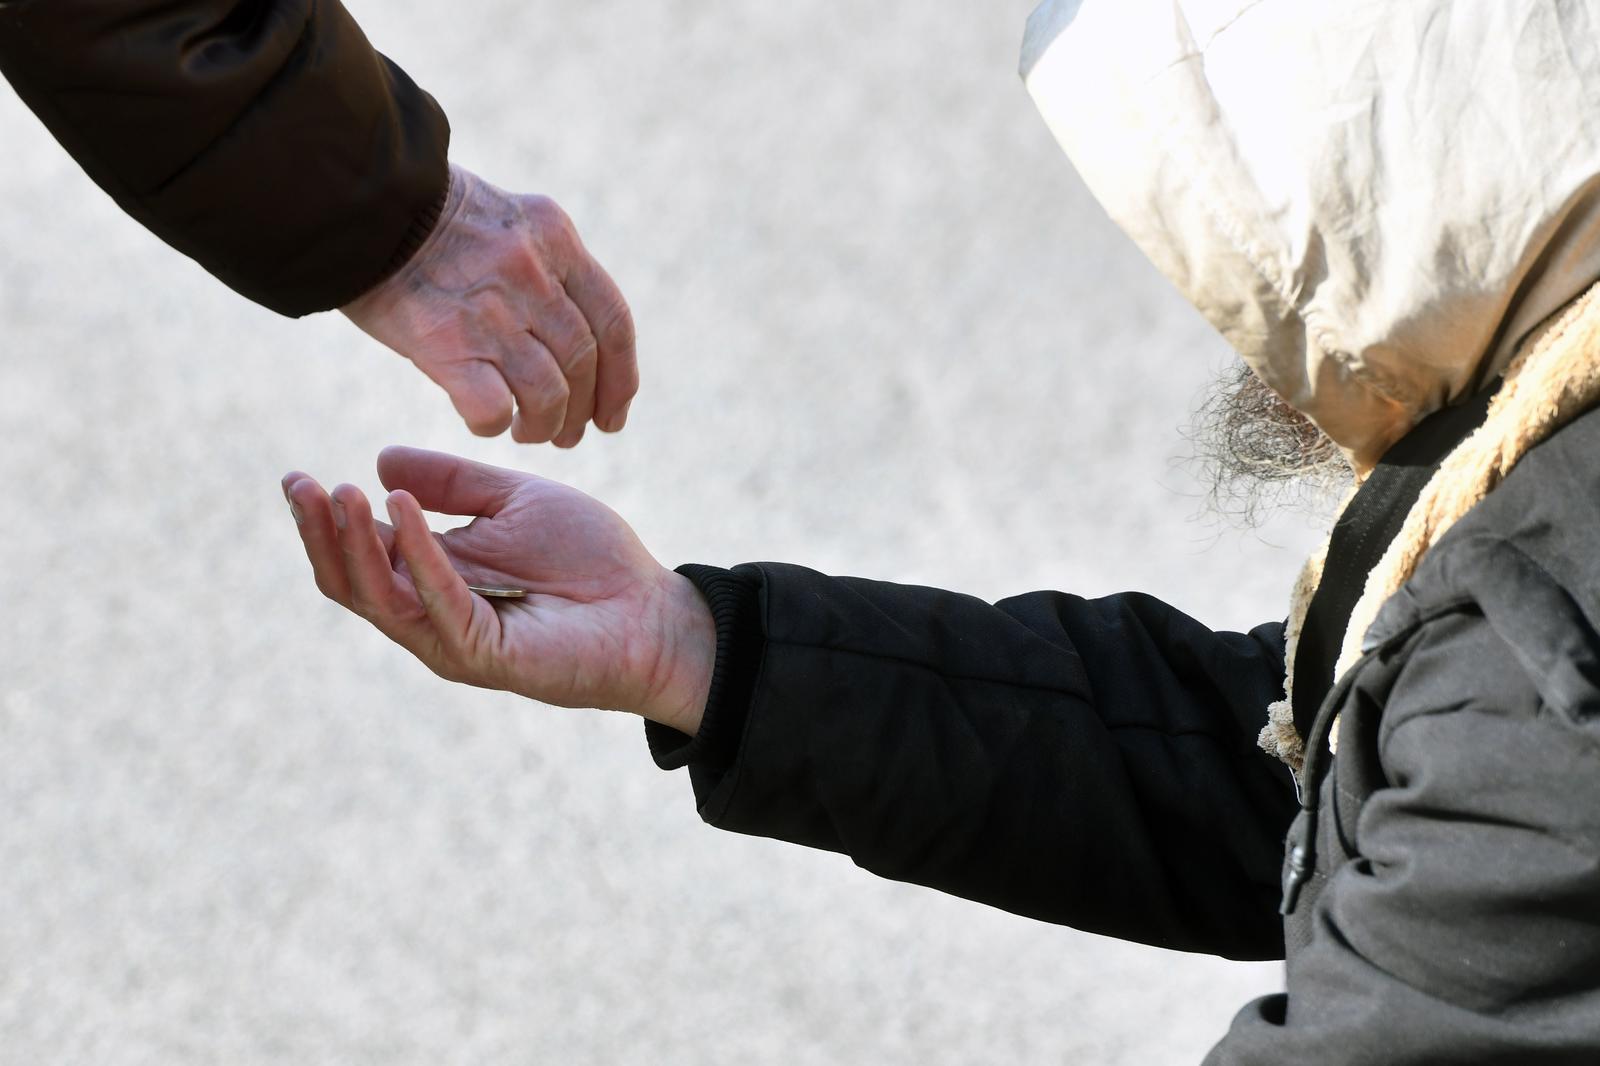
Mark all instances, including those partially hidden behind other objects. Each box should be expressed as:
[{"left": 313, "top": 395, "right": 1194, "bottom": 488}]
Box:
[
  {"left": 645, "top": 564, "right": 763, "bottom": 771},
  {"left": 330, "top": 163, "right": 452, "bottom": 312}
]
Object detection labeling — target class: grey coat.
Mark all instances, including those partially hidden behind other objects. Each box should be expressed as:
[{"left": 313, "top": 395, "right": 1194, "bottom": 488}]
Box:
[
  {"left": 1212, "top": 398, "right": 1600, "bottom": 1061},
  {"left": 656, "top": 395, "right": 1600, "bottom": 1064}
]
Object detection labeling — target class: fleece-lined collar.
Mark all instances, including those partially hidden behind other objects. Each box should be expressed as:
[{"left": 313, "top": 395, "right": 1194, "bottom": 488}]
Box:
[{"left": 1259, "top": 283, "right": 1600, "bottom": 770}]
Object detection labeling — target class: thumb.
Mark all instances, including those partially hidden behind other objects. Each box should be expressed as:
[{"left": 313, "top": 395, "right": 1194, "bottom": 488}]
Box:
[
  {"left": 431, "top": 359, "right": 516, "bottom": 437},
  {"left": 377, "top": 446, "right": 526, "bottom": 518}
]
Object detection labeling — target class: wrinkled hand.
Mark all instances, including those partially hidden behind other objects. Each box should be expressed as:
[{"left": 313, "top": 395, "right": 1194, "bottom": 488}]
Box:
[
  {"left": 342, "top": 165, "right": 639, "bottom": 447},
  {"left": 282, "top": 447, "right": 712, "bottom": 733}
]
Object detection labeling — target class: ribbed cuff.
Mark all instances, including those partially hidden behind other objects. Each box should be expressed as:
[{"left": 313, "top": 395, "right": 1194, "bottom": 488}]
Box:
[
  {"left": 330, "top": 165, "right": 452, "bottom": 311},
  {"left": 645, "top": 564, "right": 763, "bottom": 771}
]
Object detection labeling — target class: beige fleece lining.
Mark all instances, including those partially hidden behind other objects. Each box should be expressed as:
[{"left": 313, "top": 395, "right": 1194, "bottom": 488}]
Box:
[
  {"left": 1261, "top": 281, "right": 1600, "bottom": 771},
  {"left": 1257, "top": 536, "right": 1328, "bottom": 771}
]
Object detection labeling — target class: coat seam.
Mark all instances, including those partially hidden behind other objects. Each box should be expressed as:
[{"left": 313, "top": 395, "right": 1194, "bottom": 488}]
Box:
[
  {"left": 760, "top": 636, "right": 1265, "bottom": 745},
  {"left": 759, "top": 634, "right": 1089, "bottom": 700}
]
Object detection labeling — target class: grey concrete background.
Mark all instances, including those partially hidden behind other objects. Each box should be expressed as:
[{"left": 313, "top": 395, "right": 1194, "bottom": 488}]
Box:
[{"left": 0, "top": 2, "right": 1325, "bottom": 1063}]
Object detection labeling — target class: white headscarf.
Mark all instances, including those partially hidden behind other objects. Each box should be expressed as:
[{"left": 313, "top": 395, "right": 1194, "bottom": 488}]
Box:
[{"left": 1022, "top": 0, "right": 1600, "bottom": 468}]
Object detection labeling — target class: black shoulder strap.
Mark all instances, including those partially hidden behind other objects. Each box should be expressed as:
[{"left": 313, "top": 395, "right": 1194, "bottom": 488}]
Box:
[{"left": 1290, "top": 383, "right": 1500, "bottom": 741}]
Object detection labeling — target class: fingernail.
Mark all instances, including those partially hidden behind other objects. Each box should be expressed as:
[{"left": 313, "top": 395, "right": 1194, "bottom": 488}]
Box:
[
  {"left": 289, "top": 499, "right": 305, "bottom": 526},
  {"left": 330, "top": 499, "right": 346, "bottom": 530}
]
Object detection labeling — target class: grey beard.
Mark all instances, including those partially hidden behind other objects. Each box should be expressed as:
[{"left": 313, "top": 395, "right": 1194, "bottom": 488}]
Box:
[{"left": 1187, "top": 362, "right": 1353, "bottom": 525}]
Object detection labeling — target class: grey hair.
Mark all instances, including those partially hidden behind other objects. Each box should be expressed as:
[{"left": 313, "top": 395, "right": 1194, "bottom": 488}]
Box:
[{"left": 1186, "top": 362, "right": 1352, "bottom": 526}]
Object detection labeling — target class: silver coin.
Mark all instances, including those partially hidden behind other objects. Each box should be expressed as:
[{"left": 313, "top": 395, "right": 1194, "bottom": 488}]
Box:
[{"left": 467, "top": 584, "right": 529, "bottom": 600}]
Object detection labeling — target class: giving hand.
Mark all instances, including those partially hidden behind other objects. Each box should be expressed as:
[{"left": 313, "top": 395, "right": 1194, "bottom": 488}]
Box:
[
  {"left": 283, "top": 447, "right": 712, "bottom": 733},
  {"left": 342, "top": 166, "right": 639, "bottom": 447}
]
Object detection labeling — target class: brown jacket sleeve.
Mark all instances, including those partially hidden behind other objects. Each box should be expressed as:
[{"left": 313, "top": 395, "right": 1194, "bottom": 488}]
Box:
[{"left": 0, "top": 0, "right": 450, "bottom": 316}]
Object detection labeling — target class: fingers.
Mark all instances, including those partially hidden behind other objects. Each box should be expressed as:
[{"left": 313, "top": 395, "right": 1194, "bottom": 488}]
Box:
[
  {"left": 348, "top": 169, "right": 635, "bottom": 444},
  {"left": 281, "top": 468, "right": 505, "bottom": 684},
  {"left": 329, "top": 484, "right": 417, "bottom": 627},
  {"left": 385, "top": 489, "right": 480, "bottom": 643},
  {"left": 434, "top": 360, "right": 516, "bottom": 438},
  {"left": 455, "top": 187, "right": 621, "bottom": 443},
  {"left": 502, "top": 332, "right": 570, "bottom": 445},
  {"left": 561, "top": 252, "right": 638, "bottom": 434},
  {"left": 375, "top": 445, "right": 524, "bottom": 517},
  {"left": 284, "top": 475, "right": 461, "bottom": 661},
  {"left": 285, "top": 473, "right": 354, "bottom": 604},
  {"left": 285, "top": 471, "right": 397, "bottom": 591},
  {"left": 530, "top": 292, "right": 598, "bottom": 448}
]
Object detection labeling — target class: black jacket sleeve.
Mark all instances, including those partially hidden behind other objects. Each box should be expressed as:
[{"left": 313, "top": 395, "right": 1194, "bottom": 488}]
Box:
[
  {"left": 649, "top": 562, "right": 1300, "bottom": 962},
  {"left": 0, "top": 0, "right": 449, "bottom": 316}
]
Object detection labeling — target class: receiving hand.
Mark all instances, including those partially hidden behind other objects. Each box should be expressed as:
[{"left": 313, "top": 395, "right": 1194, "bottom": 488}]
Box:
[
  {"left": 282, "top": 447, "right": 712, "bottom": 733},
  {"left": 341, "top": 166, "right": 639, "bottom": 447}
]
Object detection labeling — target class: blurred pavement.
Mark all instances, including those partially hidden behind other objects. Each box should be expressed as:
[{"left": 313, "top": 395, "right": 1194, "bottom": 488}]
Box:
[{"left": 0, "top": 2, "right": 1323, "bottom": 1063}]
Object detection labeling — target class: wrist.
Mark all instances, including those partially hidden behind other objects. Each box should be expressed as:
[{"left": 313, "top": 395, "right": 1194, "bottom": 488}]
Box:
[
  {"left": 340, "top": 162, "right": 469, "bottom": 316},
  {"left": 635, "top": 571, "right": 716, "bottom": 735}
]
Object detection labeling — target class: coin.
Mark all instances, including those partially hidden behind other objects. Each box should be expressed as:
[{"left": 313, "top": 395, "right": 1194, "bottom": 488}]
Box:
[{"left": 467, "top": 585, "right": 529, "bottom": 600}]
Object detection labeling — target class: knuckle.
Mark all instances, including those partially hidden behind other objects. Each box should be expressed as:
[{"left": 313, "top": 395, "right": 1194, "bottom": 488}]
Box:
[
  {"left": 536, "top": 402, "right": 568, "bottom": 438},
  {"left": 541, "top": 374, "right": 572, "bottom": 414},
  {"left": 518, "top": 393, "right": 569, "bottom": 435},
  {"left": 531, "top": 350, "right": 570, "bottom": 395},
  {"left": 562, "top": 330, "right": 599, "bottom": 372},
  {"left": 563, "top": 370, "right": 596, "bottom": 411},
  {"left": 599, "top": 301, "right": 636, "bottom": 349},
  {"left": 514, "top": 244, "right": 553, "bottom": 286},
  {"left": 522, "top": 195, "right": 572, "bottom": 238},
  {"left": 415, "top": 587, "right": 446, "bottom": 619}
]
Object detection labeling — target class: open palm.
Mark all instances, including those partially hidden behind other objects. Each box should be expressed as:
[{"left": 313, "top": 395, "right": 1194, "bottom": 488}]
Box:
[{"left": 283, "top": 447, "right": 713, "bottom": 731}]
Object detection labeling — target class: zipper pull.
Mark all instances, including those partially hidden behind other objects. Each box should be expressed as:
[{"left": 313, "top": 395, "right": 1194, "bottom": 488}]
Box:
[{"left": 1280, "top": 841, "right": 1311, "bottom": 916}]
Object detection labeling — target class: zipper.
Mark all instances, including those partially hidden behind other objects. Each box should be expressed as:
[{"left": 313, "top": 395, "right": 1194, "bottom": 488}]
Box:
[{"left": 1278, "top": 621, "right": 1419, "bottom": 916}]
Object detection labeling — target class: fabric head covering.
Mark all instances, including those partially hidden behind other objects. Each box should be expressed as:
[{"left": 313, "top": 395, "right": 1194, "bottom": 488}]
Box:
[{"left": 1021, "top": 0, "right": 1600, "bottom": 467}]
